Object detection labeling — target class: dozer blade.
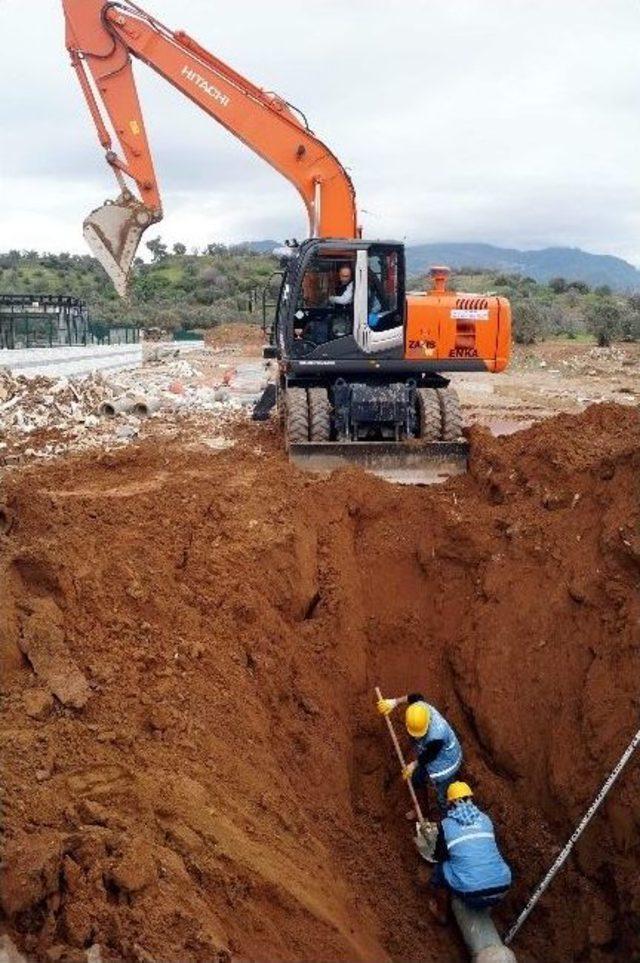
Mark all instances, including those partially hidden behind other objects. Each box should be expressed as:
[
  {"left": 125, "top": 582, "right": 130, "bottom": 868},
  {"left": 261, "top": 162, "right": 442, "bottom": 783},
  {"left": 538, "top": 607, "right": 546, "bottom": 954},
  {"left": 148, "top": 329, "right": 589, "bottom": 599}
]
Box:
[
  {"left": 288, "top": 441, "right": 469, "bottom": 485},
  {"left": 83, "top": 191, "right": 154, "bottom": 298}
]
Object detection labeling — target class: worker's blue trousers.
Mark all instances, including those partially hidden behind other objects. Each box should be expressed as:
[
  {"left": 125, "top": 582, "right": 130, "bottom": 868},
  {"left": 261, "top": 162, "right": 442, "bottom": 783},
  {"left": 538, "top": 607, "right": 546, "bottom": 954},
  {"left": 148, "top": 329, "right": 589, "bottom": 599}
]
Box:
[{"left": 431, "top": 864, "right": 509, "bottom": 909}]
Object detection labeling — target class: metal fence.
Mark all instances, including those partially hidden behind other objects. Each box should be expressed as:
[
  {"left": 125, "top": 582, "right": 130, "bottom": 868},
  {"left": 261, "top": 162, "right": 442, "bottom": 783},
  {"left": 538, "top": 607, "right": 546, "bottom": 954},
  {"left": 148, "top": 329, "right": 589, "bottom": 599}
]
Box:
[{"left": 0, "top": 294, "right": 139, "bottom": 349}]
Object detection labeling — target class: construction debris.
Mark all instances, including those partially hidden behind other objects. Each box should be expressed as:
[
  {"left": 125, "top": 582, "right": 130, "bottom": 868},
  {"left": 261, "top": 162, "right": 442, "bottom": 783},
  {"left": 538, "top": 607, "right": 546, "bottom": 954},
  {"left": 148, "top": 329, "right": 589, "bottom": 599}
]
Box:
[{"left": 0, "top": 347, "right": 269, "bottom": 467}]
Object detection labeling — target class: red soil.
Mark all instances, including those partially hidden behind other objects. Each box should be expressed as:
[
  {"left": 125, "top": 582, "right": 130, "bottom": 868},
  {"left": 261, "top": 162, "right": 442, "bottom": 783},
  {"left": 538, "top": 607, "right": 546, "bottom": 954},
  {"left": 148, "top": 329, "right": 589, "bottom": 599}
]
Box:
[{"left": 1, "top": 403, "right": 638, "bottom": 962}]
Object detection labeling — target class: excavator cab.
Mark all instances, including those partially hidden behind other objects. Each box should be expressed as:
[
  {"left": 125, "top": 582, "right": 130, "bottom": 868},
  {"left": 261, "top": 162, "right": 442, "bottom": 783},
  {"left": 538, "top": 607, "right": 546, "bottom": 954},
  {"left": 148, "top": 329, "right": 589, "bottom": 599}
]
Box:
[{"left": 272, "top": 239, "right": 406, "bottom": 362}]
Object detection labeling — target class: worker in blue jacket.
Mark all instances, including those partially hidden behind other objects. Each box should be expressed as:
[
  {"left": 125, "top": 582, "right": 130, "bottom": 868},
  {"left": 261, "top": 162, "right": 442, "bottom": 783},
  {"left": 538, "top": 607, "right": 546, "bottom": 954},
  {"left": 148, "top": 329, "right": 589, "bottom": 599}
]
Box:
[
  {"left": 377, "top": 692, "right": 462, "bottom": 812},
  {"left": 428, "top": 780, "right": 512, "bottom": 923}
]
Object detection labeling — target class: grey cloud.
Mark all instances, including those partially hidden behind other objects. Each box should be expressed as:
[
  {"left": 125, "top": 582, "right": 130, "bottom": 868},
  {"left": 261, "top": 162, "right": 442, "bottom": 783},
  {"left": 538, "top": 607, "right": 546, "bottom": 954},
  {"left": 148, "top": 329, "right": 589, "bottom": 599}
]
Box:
[{"left": 1, "top": 0, "right": 639, "bottom": 261}]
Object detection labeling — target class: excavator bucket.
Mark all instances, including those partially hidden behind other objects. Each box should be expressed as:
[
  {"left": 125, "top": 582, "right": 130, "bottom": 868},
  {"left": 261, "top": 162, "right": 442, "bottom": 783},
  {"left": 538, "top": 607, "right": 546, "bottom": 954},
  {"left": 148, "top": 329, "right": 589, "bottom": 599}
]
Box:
[
  {"left": 288, "top": 441, "right": 469, "bottom": 485},
  {"left": 83, "top": 191, "right": 154, "bottom": 298}
]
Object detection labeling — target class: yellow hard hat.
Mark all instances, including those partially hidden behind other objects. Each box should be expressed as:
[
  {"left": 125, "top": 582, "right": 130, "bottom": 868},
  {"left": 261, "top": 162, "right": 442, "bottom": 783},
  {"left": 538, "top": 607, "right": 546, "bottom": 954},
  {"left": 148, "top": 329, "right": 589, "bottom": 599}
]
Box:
[
  {"left": 405, "top": 702, "right": 431, "bottom": 738},
  {"left": 447, "top": 781, "right": 473, "bottom": 804}
]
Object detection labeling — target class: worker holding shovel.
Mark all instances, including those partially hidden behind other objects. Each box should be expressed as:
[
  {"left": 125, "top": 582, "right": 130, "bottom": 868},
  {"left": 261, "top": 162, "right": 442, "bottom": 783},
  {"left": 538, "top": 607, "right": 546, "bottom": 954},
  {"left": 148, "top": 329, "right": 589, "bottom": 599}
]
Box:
[{"left": 377, "top": 692, "right": 463, "bottom": 813}]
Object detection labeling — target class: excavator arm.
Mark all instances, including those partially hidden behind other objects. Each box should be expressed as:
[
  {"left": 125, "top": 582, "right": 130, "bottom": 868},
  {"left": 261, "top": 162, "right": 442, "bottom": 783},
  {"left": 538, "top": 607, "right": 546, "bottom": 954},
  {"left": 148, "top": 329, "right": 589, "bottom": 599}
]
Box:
[{"left": 62, "top": 0, "right": 358, "bottom": 295}]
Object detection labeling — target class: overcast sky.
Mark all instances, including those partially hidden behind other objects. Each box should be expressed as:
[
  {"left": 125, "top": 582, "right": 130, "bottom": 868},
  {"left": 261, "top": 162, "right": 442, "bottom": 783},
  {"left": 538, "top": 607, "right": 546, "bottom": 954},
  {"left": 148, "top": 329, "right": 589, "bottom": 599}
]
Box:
[{"left": 1, "top": 0, "right": 639, "bottom": 262}]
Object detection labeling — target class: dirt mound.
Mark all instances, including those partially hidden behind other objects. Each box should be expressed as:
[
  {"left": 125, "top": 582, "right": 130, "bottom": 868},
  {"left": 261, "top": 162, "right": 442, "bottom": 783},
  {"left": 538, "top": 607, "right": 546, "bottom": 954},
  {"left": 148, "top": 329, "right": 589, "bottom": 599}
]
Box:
[
  {"left": 205, "top": 324, "right": 263, "bottom": 350},
  {"left": 1, "top": 403, "right": 639, "bottom": 962}
]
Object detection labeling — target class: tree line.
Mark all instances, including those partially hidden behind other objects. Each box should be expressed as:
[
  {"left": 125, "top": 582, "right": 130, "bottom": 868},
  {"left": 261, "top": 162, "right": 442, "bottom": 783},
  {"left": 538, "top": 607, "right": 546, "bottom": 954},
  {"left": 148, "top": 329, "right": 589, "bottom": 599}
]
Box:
[
  {"left": 2, "top": 246, "right": 640, "bottom": 344},
  {"left": 0, "top": 242, "right": 277, "bottom": 333}
]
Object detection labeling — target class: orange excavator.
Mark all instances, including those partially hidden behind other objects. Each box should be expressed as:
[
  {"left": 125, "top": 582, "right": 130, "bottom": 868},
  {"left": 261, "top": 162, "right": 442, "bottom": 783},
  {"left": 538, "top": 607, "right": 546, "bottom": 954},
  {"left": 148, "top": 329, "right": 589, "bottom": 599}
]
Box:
[{"left": 62, "top": 0, "right": 511, "bottom": 481}]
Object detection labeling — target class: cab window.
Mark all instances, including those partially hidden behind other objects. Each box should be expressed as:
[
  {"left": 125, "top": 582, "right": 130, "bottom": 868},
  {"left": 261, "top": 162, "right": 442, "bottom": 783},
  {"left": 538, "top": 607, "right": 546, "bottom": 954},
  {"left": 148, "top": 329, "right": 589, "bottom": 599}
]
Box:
[
  {"left": 367, "top": 249, "right": 401, "bottom": 331},
  {"left": 289, "top": 253, "right": 356, "bottom": 349}
]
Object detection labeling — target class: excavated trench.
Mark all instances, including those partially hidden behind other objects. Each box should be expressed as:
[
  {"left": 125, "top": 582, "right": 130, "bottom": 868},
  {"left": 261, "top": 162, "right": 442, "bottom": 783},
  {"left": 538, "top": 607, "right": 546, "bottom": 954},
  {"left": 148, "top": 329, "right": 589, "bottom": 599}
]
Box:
[{"left": 0, "top": 404, "right": 639, "bottom": 963}]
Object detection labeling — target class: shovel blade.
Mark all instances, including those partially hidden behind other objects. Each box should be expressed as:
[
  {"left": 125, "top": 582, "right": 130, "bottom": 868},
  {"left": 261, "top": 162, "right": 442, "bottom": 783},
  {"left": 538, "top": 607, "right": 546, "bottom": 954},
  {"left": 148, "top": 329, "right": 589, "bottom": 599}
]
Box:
[
  {"left": 288, "top": 441, "right": 469, "bottom": 485},
  {"left": 83, "top": 191, "right": 155, "bottom": 298}
]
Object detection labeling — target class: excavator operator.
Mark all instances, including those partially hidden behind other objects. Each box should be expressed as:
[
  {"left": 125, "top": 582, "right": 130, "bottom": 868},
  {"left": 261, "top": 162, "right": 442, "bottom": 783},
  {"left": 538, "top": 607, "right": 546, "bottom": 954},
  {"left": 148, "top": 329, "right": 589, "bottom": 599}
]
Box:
[
  {"left": 293, "top": 260, "right": 355, "bottom": 347},
  {"left": 328, "top": 265, "right": 354, "bottom": 306},
  {"left": 327, "top": 264, "right": 354, "bottom": 339}
]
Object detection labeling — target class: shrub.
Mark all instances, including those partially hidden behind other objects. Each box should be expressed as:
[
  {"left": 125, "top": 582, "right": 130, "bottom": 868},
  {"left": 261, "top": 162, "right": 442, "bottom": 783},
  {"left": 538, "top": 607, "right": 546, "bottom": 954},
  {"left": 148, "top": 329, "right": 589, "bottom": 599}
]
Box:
[{"left": 512, "top": 300, "right": 549, "bottom": 344}]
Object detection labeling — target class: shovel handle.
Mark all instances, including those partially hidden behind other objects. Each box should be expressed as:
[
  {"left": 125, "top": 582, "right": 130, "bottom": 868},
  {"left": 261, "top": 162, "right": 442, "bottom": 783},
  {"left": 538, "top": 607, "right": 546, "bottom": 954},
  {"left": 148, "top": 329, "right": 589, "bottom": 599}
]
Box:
[{"left": 375, "top": 686, "right": 426, "bottom": 826}]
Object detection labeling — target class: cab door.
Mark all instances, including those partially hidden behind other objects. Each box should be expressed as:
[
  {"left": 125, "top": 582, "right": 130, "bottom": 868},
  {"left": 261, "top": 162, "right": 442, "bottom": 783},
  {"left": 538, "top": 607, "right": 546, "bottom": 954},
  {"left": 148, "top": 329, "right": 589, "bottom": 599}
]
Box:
[{"left": 353, "top": 245, "right": 405, "bottom": 356}]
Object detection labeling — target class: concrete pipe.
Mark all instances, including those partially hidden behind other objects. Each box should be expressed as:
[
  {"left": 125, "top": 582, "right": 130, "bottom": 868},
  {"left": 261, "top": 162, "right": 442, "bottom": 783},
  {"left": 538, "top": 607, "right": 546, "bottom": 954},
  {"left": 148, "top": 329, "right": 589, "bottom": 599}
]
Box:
[
  {"left": 98, "top": 396, "right": 135, "bottom": 418},
  {"left": 452, "top": 898, "right": 517, "bottom": 963},
  {"left": 131, "top": 395, "right": 163, "bottom": 418}
]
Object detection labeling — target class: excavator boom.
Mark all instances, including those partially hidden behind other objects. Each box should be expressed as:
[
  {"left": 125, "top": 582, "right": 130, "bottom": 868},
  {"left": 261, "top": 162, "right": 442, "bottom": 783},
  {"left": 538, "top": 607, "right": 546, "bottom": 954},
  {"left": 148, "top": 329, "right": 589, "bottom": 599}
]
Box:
[{"left": 62, "top": 0, "right": 358, "bottom": 294}]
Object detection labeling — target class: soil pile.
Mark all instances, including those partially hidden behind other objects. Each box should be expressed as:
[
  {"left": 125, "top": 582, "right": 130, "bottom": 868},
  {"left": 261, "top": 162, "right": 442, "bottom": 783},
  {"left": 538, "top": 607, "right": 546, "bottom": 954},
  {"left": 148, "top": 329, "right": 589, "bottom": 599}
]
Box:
[{"left": 1, "top": 402, "right": 638, "bottom": 962}]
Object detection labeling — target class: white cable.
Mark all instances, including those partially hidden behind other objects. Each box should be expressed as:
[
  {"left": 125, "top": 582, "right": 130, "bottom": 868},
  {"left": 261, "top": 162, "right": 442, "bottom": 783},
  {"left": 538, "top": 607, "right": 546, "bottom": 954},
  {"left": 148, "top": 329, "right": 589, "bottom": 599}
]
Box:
[{"left": 504, "top": 722, "right": 640, "bottom": 946}]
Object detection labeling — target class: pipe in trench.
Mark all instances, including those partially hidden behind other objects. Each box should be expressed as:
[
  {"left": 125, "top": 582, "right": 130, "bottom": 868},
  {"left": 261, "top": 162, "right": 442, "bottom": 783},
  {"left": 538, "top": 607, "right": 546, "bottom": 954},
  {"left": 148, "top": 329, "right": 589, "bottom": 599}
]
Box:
[{"left": 452, "top": 898, "right": 517, "bottom": 962}]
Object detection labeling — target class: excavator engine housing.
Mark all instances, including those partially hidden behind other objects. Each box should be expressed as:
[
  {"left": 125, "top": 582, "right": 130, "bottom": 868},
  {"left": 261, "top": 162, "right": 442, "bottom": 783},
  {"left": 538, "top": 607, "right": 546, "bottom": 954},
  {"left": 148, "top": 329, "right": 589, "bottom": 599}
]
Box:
[{"left": 405, "top": 267, "right": 510, "bottom": 372}]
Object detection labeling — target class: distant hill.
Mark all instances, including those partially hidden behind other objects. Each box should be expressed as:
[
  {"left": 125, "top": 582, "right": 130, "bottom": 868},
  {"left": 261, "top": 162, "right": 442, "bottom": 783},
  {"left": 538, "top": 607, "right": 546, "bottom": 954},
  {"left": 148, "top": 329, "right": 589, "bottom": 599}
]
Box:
[
  {"left": 404, "top": 243, "right": 640, "bottom": 291},
  {"left": 244, "top": 240, "right": 640, "bottom": 291},
  {"left": 243, "top": 240, "right": 280, "bottom": 254}
]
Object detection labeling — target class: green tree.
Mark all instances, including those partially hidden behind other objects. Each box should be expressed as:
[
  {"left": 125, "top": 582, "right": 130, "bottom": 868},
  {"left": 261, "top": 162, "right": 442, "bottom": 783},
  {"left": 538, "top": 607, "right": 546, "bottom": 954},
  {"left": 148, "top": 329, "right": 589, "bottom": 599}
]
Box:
[
  {"left": 568, "top": 280, "right": 590, "bottom": 294},
  {"left": 584, "top": 296, "right": 622, "bottom": 346},
  {"left": 172, "top": 242, "right": 187, "bottom": 256},
  {"left": 549, "top": 277, "right": 568, "bottom": 294},
  {"left": 146, "top": 236, "right": 168, "bottom": 261},
  {"left": 205, "top": 242, "right": 228, "bottom": 257},
  {"left": 512, "top": 299, "right": 548, "bottom": 344},
  {"left": 620, "top": 297, "right": 640, "bottom": 341}
]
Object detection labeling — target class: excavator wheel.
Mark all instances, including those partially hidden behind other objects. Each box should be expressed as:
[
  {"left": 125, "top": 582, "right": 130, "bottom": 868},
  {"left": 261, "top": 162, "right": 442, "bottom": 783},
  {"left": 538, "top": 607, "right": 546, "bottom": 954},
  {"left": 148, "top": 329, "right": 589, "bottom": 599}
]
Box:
[
  {"left": 307, "top": 388, "right": 331, "bottom": 442},
  {"left": 416, "top": 388, "right": 442, "bottom": 442},
  {"left": 436, "top": 387, "right": 463, "bottom": 441},
  {"left": 284, "top": 388, "right": 310, "bottom": 447}
]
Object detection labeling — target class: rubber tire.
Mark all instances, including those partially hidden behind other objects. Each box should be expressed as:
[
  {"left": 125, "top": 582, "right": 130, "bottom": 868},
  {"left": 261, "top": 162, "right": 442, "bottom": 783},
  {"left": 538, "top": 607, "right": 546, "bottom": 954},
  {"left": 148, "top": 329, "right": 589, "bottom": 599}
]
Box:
[
  {"left": 417, "top": 388, "right": 442, "bottom": 442},
  {"left": 285, "top": 388, "right": 310, "bottom": 447},
  {"left": 307, "top": 387, "right": 331, "bottom": 442},
  {"left": 436, "top": 387, "right": 463, "bottom": 441}
]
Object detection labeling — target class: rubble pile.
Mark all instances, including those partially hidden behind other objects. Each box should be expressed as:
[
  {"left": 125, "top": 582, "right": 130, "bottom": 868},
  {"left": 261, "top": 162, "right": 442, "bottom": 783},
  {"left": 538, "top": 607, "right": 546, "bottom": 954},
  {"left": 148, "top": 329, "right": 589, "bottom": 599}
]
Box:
[
  {"left": 114, "top": 357, "right": 267, "bottom": 412},
  {"left": 0, "top": 369, "right": 108, "bottom": 461},
  {"left": 525, "top": 343, "right": 640, "bottom": 381},
  {"left": 0, "top": 350, "right": 268, "bottom": 467}
]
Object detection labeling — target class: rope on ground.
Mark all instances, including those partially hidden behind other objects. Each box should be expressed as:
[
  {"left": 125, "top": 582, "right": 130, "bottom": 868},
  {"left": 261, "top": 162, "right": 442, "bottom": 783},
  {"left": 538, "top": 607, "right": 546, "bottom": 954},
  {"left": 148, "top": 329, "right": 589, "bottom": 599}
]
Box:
[{"left": 504, "top": 721, "right": 640, "bottom": 946}]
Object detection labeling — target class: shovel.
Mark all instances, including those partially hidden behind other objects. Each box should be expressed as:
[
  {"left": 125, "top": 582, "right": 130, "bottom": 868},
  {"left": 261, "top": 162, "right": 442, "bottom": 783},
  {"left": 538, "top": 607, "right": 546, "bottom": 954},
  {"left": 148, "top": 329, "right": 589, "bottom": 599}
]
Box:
[{"left": 375, "top": 686, "right": 438, "bottom": 862}]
